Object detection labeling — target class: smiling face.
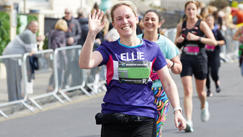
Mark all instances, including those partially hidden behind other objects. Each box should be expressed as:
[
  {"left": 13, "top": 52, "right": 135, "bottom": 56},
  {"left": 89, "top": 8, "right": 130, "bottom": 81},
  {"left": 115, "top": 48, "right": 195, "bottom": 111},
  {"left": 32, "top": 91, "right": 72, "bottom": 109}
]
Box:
[
  {"left": 185, "top": 2, "right": 198, "bottom": 20},
  {"left": 143, "top": 11, "right": 161, "bottom": 33},
  {"left": 112, "top": 5, "right": 138, "bottom": 38}
]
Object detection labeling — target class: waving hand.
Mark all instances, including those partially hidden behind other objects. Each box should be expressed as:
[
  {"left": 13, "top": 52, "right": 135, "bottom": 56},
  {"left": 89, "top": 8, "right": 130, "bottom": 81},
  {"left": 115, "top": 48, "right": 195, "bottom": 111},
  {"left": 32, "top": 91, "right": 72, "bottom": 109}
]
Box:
[{"left": 88, "top": 9, "right": 105, "bottom": 35}]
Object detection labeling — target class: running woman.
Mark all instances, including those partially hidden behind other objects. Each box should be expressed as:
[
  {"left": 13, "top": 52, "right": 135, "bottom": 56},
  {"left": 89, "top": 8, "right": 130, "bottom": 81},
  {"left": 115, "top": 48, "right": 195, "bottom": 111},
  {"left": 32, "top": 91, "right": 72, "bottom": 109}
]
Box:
[
  {"left": 137, "top": 10, "right": 182, "bottom": 137},
  {"left": 205, "top": 14, "right": 226, "bottom": 97},
  {"left": 79, "top": 1, "right": 186, "bottom": 137},
  {"left": 175, "top": 1, "right": 217, "bottom": 132},
  {"left": 233, "top": 26, "right": 243, "bottom": 76}
]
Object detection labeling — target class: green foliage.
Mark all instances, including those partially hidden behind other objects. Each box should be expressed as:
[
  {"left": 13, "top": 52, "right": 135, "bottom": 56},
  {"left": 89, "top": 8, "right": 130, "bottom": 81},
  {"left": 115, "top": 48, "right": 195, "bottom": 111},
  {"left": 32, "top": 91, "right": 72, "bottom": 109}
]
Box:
[
  {"left": 0, "top": 12, "right": 10, "bottom": 55},
  {"left": 27, "top": 14, "right": 38, "bottom": 23},
  {"left": 42, "top": 37, "right": 48, "bottom": 50},
  {"left": 17, "top": 14, "right": 38, "bottom": 34}
]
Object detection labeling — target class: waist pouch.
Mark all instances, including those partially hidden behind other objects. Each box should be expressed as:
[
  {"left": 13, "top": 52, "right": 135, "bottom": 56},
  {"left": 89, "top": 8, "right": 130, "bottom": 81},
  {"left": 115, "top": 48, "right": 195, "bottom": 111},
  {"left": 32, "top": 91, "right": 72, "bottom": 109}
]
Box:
[
  {"left": 95, "top": 113, "right": 153, "bottom": 125},
  {"left": 118, "top": 61, "right": 151, "bottom": 84},
  {"left": 205, "top": 45, "right": 215, "bottom": 52},
  {"left": 183, "top": 44, "right": 200, "bottom": 55}
]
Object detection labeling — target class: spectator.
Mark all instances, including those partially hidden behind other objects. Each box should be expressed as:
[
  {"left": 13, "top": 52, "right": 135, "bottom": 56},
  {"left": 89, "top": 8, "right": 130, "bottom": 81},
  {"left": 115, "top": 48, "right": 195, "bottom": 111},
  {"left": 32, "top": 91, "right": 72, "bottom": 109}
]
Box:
[
  {"left": 47, "top": 19, "right": 68, "bottom": 91},
  {"left": 76, "top": 9, "right": 89, "bottom": 45},
  {"left": 3, "top": 21, "right": 42, "bottom": 101},
  {"left": 63, "top": 8, "right": 82, "bottom": 87}
]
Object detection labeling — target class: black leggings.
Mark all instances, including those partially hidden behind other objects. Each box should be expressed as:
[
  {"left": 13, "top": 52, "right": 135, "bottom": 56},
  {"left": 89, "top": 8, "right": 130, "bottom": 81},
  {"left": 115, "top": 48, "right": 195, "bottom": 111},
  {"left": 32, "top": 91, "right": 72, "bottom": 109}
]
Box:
[{"left": 206, "top": 52, "right": 220, "bottom": 89}]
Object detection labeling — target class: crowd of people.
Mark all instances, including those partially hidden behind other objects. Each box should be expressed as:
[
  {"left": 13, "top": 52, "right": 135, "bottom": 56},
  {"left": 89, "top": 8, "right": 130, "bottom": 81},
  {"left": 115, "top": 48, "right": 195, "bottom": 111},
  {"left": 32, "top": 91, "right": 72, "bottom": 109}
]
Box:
[{"left": 2, "top": 0, "right": 243, "bottom": 137}]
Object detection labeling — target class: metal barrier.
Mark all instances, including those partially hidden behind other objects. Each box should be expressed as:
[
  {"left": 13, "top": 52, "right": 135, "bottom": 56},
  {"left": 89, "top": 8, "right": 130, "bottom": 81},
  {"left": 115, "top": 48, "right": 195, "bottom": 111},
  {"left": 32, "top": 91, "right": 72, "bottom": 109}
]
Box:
[
  {"left": 22, "top": 49, "right": 67, "bottom": 110},
  {"left": 56, "top": 46, "right": 91, "bottom": 99},
  {"left": 0, "top": 54, "right": 35, "bottom": 118},
  {"left": 86, "top": 66, "right": 106, "bottom": 94}
]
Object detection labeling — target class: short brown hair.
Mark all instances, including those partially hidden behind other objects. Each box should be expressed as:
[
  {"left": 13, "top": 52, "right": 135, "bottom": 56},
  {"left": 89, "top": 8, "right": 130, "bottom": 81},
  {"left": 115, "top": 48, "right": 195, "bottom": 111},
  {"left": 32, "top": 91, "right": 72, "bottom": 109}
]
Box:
[
  {"left": 110, "top": 1, "right": 137, "bottom": 22},
  {"left": 55, "top": 19, "right": 68, "bottom": 32}
]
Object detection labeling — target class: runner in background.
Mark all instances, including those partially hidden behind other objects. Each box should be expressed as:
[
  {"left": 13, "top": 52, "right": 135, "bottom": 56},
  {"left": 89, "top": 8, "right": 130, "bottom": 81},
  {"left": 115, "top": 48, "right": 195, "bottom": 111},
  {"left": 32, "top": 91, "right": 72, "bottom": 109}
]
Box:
[
  {"left": 205, "top": 14, "right": 226, "bottom": 97},
  {"left": 175, "top": 0, "right": 217, "bottom": 133},
  {"left": 138, "top": 10, "right": 182, "bottom": 137}
]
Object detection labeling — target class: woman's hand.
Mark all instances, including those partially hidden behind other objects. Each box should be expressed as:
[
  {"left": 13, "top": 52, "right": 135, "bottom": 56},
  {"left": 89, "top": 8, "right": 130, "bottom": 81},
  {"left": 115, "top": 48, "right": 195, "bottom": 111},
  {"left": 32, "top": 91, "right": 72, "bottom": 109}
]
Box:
[
  {"left": 88, "top": 9, "right": 105, "bottom": 35},
  {"left": 186, "top": 32, "right": 200, "bottom": 41},
  {"left": 174, "top": 110, "right": 186, "bottom": 131},
  {"left": 176, "top": 35, "right": 185, "bottom": 43}
]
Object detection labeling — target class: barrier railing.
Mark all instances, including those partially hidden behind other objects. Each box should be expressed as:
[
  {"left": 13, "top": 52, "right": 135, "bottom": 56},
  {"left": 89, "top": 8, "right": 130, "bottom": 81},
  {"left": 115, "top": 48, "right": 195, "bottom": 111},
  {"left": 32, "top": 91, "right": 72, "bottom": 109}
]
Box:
[
  {"left": 0, "top": 54, "right": 35, "bottom": 118},
  {"left": 55, "top": 46, "right": 91, "bottom": 101},
  {"left": 22, "top": 49, "right": 69, "bottom": 110}
]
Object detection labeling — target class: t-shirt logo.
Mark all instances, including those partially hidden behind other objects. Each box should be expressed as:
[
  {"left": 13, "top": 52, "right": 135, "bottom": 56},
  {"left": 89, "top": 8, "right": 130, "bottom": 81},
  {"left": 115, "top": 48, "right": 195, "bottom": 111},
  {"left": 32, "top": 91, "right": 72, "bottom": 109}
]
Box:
[{"left": 120, "top": 52, "right": 145, "bottom": 61}]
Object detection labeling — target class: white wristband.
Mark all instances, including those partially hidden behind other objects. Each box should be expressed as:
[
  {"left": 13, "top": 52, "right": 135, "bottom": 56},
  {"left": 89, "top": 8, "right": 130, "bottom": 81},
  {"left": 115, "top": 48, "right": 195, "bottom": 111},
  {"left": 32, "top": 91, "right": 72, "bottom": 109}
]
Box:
[{"left": 173, "top": 106, "right": 182, "bottom": 113}]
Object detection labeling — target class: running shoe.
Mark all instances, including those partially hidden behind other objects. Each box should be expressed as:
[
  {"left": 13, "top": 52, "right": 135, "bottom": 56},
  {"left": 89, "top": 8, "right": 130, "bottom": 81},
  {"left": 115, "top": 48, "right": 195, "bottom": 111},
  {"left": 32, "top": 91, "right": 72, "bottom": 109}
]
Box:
[
  {"left": 207, "top": 90, "right": 213, "bottom": 97},
  {"left": 216, "top": 86, "right": 221, "bottom": 93},
  {"left": 201, "top": 101, "right": 210, "bottom": 122},
  {"left": 184, "top": 121, "right": 194, "bottom": 132}
]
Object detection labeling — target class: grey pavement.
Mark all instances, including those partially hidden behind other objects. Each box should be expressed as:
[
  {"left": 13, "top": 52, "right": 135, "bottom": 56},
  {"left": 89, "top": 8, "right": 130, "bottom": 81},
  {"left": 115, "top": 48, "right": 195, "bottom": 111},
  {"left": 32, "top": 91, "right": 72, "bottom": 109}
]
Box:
[{"left": 0, "top": 62, "right": 243, "bottom": 137}]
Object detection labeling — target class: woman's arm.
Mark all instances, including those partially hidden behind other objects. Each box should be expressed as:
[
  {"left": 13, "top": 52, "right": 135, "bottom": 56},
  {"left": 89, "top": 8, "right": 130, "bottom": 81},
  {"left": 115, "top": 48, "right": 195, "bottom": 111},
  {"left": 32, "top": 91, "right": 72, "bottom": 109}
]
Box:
[
  {"left": 186, "top": 21, "right": 217, "bottom": 46},
  {"left": 167, "top": 56, "right": 182, "bottom": 74},
  {"left": 175, "top": 22, "right": 184, "bottom": 45},
  {"left": 157, "top": 66, "right": 186, "bottom": 130},
  {"left": 199, "top": 21, "right": 217, "bottom": 46},
  {"left": 79, "top": 10, "right": 104, "bottom": 69}
]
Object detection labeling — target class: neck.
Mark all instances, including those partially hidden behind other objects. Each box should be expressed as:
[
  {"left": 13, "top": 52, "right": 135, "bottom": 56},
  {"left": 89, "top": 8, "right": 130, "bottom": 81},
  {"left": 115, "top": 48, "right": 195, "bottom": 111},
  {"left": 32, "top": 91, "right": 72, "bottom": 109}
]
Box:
[
  {"left": 120, "top": 35, "right": 140, "bottom": 46},
  {"left": 143, "top": 31, "right": 159, "bottom": 42},
  {"left": 187, "top": 17, "right": 198, "bottom": 24}
]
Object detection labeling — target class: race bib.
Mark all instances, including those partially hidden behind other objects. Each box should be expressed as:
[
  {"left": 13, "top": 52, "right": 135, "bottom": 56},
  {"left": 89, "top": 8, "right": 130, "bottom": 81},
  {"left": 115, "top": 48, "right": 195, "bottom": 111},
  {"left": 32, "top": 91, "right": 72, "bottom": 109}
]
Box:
[
  {"left": 183, "top": 44, "right": 200, "bottom": 55},
  {"left": 118, "top": 61, "right": 151, "bottom": 84},
  {"left": 205, "top": 45, "right": 215, "bottom": 52}
]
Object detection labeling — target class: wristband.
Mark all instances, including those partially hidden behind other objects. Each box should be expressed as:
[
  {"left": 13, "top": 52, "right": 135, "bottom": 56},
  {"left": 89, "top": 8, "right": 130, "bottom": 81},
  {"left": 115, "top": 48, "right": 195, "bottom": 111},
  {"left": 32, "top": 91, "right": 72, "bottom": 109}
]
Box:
[{"left": 173, "top": 106, "right": 182, "bottom": 113}]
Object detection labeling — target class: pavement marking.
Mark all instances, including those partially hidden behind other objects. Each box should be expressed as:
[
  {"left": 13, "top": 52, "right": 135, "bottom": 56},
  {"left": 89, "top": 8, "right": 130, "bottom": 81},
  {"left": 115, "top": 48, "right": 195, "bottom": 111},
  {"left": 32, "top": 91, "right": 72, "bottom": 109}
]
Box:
[{"left": 0, "top": 92, "right": 105, "bottom": 122}]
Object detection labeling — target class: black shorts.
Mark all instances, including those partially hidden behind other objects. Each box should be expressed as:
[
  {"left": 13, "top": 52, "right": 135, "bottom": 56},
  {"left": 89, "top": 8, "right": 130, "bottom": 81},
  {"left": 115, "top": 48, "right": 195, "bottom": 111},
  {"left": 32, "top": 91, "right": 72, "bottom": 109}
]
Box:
[
  {"left": 99, "top": 113, "right": 156, "bottom": 137},
  {"left": 180, "top": 53, "right": 208, "bottom": 80}
]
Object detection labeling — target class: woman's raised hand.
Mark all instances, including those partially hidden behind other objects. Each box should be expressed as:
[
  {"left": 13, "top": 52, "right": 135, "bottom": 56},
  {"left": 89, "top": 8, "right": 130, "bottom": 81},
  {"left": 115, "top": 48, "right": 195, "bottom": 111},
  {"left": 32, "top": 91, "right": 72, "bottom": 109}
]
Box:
[{"left": 88, "top": 9, "right": 105, "bottom": 35}]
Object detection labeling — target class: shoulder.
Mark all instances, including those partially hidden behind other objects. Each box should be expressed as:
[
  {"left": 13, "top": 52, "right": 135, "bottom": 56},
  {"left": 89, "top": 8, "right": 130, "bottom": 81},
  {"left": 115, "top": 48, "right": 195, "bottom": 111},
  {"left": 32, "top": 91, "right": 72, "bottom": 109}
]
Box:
[
  {"left": 177, "top": 21, "right": 183, "bottom": 29},
  {"left": 199, "top": 20, "right": 208, "bottom": 29},
  {"left": 21, "top": 29, "right": 33, "bottom": 37},
  {"left": 101, "top": 40, "right": 118, "bottom": 47},
  {"left": 143, "top": 39, "right": 158, "bottom": 47}
]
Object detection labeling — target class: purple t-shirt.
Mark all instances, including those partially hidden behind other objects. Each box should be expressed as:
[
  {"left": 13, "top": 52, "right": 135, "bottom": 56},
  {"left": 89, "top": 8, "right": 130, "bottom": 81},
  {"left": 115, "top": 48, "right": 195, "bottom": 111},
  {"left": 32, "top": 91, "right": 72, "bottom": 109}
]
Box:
[{"left": 96, "top": 39, "right": 167, "bottom": 118}]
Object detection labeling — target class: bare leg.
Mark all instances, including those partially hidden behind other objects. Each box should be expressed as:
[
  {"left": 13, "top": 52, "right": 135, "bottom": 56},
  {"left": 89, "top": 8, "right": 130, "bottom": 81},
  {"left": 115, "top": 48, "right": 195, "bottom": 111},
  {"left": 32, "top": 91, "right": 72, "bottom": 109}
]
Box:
[
  {"left": 195, "top": 78, "right": 207, "bottom": 109},
  {"left": 181, "top": 76, "right": 193, "bottom": 121}
]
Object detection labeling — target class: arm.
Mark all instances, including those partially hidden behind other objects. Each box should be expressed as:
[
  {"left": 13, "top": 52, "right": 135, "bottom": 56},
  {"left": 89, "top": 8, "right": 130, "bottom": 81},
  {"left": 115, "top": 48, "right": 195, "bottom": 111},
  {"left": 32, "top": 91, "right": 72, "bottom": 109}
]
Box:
[
  {"left": 157, "top": 66, "right": 186, "bottom": 130},
  {"left": 217, "top": 40, "right": 225, "bottom": 46},
  {"left": 167, "top": 56, "right": 182, "bottom": 74},
  {"left": 175, "top": 22, "right": 185, "bottom": 46},
  {"left": 73, "top": 20, "right": 82, "bottom": 44},
  {"left": 79, "top": 10, "right": 104, "bottom": 69},
  {"left": 186, "top": 21, "right": 217, "bottom": 46}
]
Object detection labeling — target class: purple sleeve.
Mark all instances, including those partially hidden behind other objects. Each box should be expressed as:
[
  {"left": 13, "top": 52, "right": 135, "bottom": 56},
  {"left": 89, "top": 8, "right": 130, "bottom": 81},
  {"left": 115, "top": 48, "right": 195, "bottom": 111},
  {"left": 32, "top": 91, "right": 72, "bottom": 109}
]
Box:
[
  {"left": 153, "top": 46, "right": 167, "bottom": 71},
  {"left": 96, "top": 42, "right": 109, "bottom": 66}
]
